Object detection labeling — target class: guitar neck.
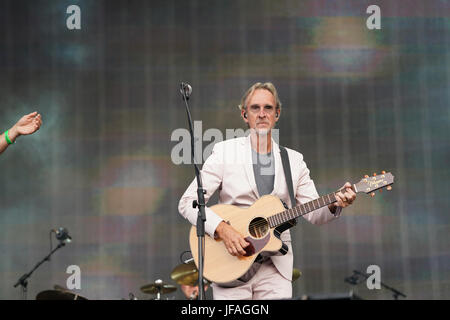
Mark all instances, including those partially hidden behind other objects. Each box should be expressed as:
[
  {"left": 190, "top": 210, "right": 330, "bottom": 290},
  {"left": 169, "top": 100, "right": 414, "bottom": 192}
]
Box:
[
  {"left": 267, "top": 190, "right": 343, "bottom": 228},
  {"left": 266, "top": 172, "right": 395, "bottom": 228}
]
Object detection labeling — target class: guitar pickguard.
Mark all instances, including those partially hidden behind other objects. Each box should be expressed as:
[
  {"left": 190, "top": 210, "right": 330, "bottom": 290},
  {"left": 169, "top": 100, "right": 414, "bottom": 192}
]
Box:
[
  {"left": 242, "top": 229, "right": 289, "bottom": 257},
  {"left": 243, "top": 233, "right": 270, "bottom": 257}
]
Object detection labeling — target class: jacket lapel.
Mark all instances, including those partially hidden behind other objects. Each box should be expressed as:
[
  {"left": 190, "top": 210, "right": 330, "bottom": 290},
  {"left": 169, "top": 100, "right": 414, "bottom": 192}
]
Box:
[
  {"left": 271, "top": 139, "right": 284, "bottom": 196},
  {"left": 243, "top": 135, "right": 260, "bottom": 198}
]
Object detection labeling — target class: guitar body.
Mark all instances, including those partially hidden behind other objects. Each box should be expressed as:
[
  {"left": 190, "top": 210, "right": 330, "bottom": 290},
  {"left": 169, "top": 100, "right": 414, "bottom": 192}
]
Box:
[{"left": 189, "top": 195, "right": 288, "bottom": 284}]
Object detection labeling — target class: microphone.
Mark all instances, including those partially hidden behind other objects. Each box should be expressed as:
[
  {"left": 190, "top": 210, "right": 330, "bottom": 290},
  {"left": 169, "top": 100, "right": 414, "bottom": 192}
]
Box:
[
  {"left": 53, "top": 227, "right": 72, "bottom": 244},
  {"left": 180, "top": 82, "right": 192, "bottom": 100},
  {"left": 344, "top": 275, "right": 360, "bottom": 285},
  {"left": 128, "top": 292, "right": 138, "bottom": 300},
  {"left": 353, "top": 270, "right": 366, "bottom": 276},
  {"left": 344, "top": 270, "right": 363, "bottom": 285}
]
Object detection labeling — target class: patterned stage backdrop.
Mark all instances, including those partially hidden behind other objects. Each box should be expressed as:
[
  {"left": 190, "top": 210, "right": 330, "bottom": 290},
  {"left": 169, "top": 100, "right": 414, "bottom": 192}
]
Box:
[{"left": 0, "top": 0, "right": 448, "bottom": 300}]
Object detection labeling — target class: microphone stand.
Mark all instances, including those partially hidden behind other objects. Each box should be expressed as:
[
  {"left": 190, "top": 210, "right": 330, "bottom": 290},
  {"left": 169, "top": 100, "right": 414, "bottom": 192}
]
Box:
[
  {"left": 347, "top": 270, "right": 407, "bottom": 300},
  {"left": 180, "top": 83, "right": 207, "bottom": 300},
  {"left": 13, "top": 242, "right": 66, "bottom": 300}
]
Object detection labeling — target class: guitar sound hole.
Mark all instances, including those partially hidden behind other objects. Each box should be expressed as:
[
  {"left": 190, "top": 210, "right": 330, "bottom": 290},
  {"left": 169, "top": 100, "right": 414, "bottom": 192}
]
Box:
[{"left": 249, "top": 217, "right": 269, "bottom": 239}]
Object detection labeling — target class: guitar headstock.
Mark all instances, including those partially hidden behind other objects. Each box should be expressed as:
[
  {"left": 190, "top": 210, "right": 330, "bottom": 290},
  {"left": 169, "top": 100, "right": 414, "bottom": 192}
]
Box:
[{"left": 354, "top": 171, "right": 394, "bottom": 197}]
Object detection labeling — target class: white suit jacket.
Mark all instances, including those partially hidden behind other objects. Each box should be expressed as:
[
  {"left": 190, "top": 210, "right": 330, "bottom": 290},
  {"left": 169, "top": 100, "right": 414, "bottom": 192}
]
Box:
[{"left": 178, "top": 135, "right": 340, "bottom": 281}]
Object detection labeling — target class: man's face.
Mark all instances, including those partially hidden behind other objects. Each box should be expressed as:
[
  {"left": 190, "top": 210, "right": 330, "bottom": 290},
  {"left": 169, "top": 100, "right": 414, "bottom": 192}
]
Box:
[{"left": 242, "top": 88, "right": 279, "bottom": 135}]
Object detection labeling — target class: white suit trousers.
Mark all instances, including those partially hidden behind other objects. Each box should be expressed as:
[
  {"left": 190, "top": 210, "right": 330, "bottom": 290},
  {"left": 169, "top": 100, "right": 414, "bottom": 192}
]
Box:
[{"left": 211, "top": 259, "right": 292, "bottom": 300}]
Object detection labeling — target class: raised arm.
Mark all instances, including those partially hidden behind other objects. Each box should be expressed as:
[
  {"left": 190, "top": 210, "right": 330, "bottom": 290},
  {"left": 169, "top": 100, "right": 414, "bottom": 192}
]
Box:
[{"left": 0, "top": 112, "right": 42, "bottom": 155}]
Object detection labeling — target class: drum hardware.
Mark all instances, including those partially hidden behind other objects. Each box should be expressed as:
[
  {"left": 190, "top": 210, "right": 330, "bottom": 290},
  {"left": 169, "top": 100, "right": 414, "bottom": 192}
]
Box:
[
  {"left": 140, "top": 279, "right": 177, "bottom": 300},
  {"left": 170, "top": 261, "right": 202, "bottom": 286},
  {"left": 36, "top": 286, "right": 88, "bottom": 300},
  {"left": 14, "top": 228, "right": 72, "bottom": 300},
  {"left": 128, "top": 292, "right": 138, "bottom": 300},
  {"left": 292, "top": 268, "right": 302, "bottom": 282}
]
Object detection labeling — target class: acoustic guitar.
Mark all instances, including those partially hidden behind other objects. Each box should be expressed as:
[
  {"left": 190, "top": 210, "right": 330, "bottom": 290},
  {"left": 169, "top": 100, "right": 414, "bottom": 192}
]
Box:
[{"left": 189, "top": 172, "right": 394, "bottom": 284}]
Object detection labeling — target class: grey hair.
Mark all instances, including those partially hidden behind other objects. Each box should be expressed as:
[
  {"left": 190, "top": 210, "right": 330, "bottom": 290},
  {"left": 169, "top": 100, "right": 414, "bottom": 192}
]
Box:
[{"left": 238, "top": 82, "right": 282, "bottom": 111}]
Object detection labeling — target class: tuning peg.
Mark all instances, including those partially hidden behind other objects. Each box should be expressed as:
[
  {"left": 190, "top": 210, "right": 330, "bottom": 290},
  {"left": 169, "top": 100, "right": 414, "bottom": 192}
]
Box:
[
  {"left": 370, "top": 192, "right": 375, "bottom": 197},
  {"left": 387, "top": 186, "right": 392, "bottom": 191},
  {"left": 381, "top": 170, "right": 386, "bottom": 174},
  {"left": 373, "top": 173, "right": 377, "bottom": 176},
  {"left": 364, "top": 174, "right": 369, "bottom": 178}
]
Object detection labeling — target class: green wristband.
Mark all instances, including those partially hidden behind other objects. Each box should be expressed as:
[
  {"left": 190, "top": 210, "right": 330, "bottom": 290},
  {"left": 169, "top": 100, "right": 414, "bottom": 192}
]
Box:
[{"left": 5, "top": 130, "right": 14, "bottom": 145}]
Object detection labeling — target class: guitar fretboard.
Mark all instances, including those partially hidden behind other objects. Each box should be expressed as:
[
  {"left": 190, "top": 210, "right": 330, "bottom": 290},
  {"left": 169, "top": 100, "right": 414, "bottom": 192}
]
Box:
[{"left": 267, "top": 192, "right": 338, "bottom": 228}]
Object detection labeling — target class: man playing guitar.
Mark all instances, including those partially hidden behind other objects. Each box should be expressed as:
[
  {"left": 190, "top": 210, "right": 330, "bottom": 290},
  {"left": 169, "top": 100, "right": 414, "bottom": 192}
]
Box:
[{"left": 178, "top": 82, "right": 356, "bottom": 300}]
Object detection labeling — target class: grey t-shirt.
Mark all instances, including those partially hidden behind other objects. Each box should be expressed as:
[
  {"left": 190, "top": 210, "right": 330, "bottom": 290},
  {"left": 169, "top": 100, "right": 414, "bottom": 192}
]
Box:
[{"left": 251, "top": 149, "right": 275, "bottom": 196}]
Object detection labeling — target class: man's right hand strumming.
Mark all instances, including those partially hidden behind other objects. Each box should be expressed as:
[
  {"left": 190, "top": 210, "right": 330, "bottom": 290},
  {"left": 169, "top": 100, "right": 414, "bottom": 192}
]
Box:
[{"left": 214, "top": 221, "right": 250, "bottom": 257}]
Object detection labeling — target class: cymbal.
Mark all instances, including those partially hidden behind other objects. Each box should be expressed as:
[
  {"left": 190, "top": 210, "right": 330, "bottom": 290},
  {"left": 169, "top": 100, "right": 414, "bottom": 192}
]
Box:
[
  {"left": 140, "top": 279, "right": 177, "bottom": 295},
  {"left": 170, "top": 261, "right": 199, "bottom": 286},
  {"left": 36, "top": 289, "right": 88, "bottom": 300},
  {"left": 292, "top": 268, "right": 302, "bottom": 282},
  {"left": 54, "top": 284, "right": 69, "bottom": 292}
]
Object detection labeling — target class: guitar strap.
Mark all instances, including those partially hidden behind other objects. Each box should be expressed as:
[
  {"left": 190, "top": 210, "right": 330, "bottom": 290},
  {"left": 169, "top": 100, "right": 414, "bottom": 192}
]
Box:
[{"left": 279, "top": 146, "right": 298, "bottom": 226}]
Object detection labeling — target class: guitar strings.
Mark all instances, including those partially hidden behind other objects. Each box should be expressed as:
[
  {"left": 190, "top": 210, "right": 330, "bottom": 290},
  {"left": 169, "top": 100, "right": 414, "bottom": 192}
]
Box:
[
  {"left": 250, "top": 202, "right": 333, "bottom": 229},
  {"left": 246, "top": 182, "right": 389, "bottom": 230},
  {"left": 249, "top": 206, "right": 321, "bottom": 230},
  {"left": 248, "top": 191, "right": 340, "bottom": 230}
]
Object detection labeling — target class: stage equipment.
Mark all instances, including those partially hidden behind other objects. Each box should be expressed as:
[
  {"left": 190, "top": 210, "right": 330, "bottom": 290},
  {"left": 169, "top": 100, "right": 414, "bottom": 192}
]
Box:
[
  {"left": 292, "top": 268, "right": 302, "bottom": 282},
  {"left": 300, "top": 290, "right": 362, "bottom": 300},
  {"left": 53, "top": 227, "right": 72, "bottom": 244},
  {"left": 140, "top": 279, "right": 177, "bottom": 300},
  {"left": 13, "top": 227, "right": 72, "bottom": 300},
  {"left": 171, "top": 261, "right": 199, "bottom": 286},
  {"left": 345, "top": 270, "right": 407, "bottom": 299},
  {"left": 36, "top": 286, "right": 87, "bottom": 300},
  {"left": 179, "top": 81, "right": 208, "bottom": 300}
]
